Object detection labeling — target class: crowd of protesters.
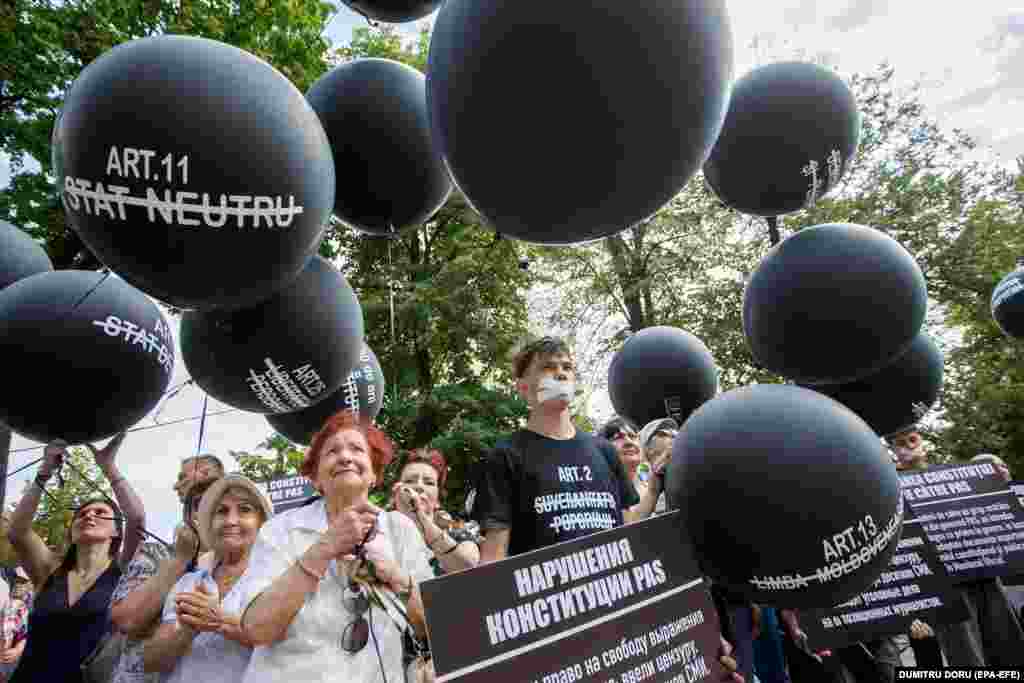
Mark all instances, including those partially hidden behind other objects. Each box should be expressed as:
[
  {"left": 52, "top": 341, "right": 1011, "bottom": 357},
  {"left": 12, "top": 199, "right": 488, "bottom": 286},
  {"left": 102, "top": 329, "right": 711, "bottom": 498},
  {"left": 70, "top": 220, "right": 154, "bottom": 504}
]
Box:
[{"left": 0, "top": 335, "right": 1020, "bottom": 682}]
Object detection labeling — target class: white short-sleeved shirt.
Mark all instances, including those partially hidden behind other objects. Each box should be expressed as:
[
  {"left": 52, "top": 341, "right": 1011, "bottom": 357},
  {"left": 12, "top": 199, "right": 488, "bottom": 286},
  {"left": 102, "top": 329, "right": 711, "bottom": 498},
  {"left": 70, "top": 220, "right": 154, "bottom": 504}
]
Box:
[
  {"left": 238, "top": 501, "right": 434, "bottom": 683},
  {"left": 160, "top": 567, "right": 254, "bottom": 683}
]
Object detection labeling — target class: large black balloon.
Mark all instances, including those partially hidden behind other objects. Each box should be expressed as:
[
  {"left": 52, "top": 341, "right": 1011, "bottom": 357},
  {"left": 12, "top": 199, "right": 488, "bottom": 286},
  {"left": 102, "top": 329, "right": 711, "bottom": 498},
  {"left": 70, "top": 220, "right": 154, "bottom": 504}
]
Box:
[
  {"left": 804, "top": 334, "right": 943, "bottom": 437},
  {"left": 267, "top": 343, "right": 385, "bottom": 444},
  {"left": 704, "top": 62, "right": 860, "bottom": 217},
  {"left": 181, "top": 256, "right": 364, "bottom": 414},
  {"left": 339, "top": 0, "right": 441, "bottom": 24},
  {"left": 608, "top": 326, "right": 718, "bottom": 428},
  {"left": 743, "top": 223, "right": 927, "bottom": 385},
  {"left": 307, "top": 59, "right": 451, "bottom": 237},
  {"left": 427, "top": 0, "right": 733, "bottom": 244},
  {"left": 666, "top": 384, "right": 903, "bottom": 607},
  {"left": 0, "top": 221, "right": 52, "bottom": 290},
  {"left": 53, "top": 35, "right": 334, "bottom": 311},
  {"left": 992, "top": 262, "right": 1024, "bottom": 340},
  {"left": 0, "top": 270, "right": 174, "bottom": 443}
]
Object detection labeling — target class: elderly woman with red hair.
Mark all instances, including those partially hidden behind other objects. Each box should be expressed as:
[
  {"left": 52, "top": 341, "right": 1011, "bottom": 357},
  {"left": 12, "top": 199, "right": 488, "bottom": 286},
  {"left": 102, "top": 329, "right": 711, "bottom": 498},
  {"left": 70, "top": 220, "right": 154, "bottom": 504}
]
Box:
[
  {"left": 392, "top": 449, "right": 480, "bottom": 576},
  {"left": 238, "top": 412, "right": 434, "bottom": 683}
]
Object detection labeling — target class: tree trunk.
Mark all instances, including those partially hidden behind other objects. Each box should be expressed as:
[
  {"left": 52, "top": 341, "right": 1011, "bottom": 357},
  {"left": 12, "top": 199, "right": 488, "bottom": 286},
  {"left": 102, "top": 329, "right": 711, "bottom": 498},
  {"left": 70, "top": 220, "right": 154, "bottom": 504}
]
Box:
[{"left": 605, "top": 234, "right": 647, "bottom": 331}]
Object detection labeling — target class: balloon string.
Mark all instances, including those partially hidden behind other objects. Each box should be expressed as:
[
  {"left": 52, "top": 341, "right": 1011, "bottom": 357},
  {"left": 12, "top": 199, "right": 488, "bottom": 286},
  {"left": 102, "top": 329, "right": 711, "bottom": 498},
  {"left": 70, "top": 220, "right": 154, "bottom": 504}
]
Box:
[
  {"left": 387, "top": 237, "right": 396, "bottom": 346},
  {"left": 195, "top": 394, "right": 209, "bottom": 456},
  {"left": 7, "top": 408, "right": 237, "bottom": 459},
  {"left": 152, "top": 379, "right": 197, "bottom": 425}
]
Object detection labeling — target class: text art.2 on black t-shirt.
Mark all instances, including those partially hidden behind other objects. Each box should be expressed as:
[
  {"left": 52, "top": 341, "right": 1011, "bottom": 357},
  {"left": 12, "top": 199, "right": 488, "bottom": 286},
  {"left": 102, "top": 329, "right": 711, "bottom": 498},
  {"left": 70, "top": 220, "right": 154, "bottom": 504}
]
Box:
[{"left": 471, "top": 429, "right": 640, "bottom": 557}]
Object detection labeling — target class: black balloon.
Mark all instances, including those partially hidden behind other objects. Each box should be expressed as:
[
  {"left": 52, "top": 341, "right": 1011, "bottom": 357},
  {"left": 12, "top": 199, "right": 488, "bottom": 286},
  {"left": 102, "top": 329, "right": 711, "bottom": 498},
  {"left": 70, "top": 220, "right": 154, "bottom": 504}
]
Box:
[
  {"left": 181, "top": 256, "right": 364, "bottom": 414},
  {"left": 267, "top": 343, "right": 385, "bottom": 444},
  {"left": 307, "top": 59, "right": 451, "bottom": 237},
  {"left": 804, "top": 333, "right": 943, "bottom": 437},
  {"left": 608, "top": 326, "right": 718, "bottom": 428},
  {"left": 340, "top": 0, "right": 440, "bottom": 23},
  {"left": 704, "top": 62, "right": 861, "bottom": 217},
  {"left": 0, "top": 270, "right": 174, "bottom": 443},
  {"left": 427, "top": 0, "right": 733, "bottom": 244},
  {"left": 53, "top": 35, "right": 334, "bottom": 311},
  {"left": 666, "top": 384, "right": 903, "bottom": 607},
  {"left": 743, "top": 223, "right": 927, "bottom": 385},
  {"left": 0, "top": 220, "right": 52, "bottom": 290},
  {"left": 991, "top": 262, "right": 1024, "bottom": 340}
]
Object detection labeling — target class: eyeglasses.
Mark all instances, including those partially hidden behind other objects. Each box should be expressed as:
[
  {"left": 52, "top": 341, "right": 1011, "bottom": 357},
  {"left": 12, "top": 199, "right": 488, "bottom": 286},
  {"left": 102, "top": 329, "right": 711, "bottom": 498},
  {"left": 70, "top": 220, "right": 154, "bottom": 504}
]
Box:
[
  {"left": 340, "top": 521, "right": 378, "bottom": 654},
  {"left": 341, "top": 579, "right": 371, "bottom": 654}
]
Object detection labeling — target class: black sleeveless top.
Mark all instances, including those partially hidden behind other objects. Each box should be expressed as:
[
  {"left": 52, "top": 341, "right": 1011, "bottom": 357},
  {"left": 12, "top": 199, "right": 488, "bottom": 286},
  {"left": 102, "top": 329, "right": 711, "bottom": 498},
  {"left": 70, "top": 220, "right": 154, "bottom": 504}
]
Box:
[{"left": 10, "top": 562, "right": 122, "bottom": 683}]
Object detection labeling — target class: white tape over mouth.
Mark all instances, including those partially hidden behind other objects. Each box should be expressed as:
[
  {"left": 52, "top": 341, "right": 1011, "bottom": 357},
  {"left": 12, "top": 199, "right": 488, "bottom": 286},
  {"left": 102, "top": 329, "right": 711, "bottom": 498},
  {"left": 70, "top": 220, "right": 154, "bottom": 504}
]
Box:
[{"left": 537, "top": 377, "right": 574, "bottom": 405}]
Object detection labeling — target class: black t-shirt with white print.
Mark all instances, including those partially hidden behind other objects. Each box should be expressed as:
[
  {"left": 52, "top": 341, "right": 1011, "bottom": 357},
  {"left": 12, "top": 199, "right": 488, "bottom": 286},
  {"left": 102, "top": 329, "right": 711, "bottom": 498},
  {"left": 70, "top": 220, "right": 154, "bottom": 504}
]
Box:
[{"left": 471, "top": 429, "right": 640, "bottom": 557}]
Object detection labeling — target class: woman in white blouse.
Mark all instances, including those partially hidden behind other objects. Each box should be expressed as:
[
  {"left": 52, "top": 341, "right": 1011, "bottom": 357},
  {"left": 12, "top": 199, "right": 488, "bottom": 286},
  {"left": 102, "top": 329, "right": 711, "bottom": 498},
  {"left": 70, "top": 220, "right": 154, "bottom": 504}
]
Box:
[
  {"left": 238, "top": 411, "right": 434, "bottom": 683},
  {"left": 143, "top": 474, "right": 273, "bottom": 681}
]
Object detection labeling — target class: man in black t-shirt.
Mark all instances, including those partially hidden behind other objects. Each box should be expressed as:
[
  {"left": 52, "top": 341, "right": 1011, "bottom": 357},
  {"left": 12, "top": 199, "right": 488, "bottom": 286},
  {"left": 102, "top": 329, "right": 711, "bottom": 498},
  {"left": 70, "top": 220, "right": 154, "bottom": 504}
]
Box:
[
  {"left": 472, "top": 336, "right": 642, "bottom": 560},
  {"left": 471, "top": 335, "right": 743, "bottom": 682}
]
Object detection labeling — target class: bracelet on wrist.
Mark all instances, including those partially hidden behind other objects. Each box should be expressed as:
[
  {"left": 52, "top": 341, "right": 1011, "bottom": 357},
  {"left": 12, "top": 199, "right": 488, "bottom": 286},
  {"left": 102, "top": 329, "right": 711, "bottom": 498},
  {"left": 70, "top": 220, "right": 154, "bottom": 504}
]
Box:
[{"left": 440, "top": 540, "right": 461, "bottom": 556}]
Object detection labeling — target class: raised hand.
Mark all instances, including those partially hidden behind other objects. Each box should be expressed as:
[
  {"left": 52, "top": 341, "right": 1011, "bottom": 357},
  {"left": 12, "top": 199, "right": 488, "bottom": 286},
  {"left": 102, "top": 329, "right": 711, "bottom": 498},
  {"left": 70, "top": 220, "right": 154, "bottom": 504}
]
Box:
[
  {"left": 39, "top": 440, "right": 68, "bottom": 480},
  {"left": 86, "top": 431, "right": 127, "bottom": 472}
]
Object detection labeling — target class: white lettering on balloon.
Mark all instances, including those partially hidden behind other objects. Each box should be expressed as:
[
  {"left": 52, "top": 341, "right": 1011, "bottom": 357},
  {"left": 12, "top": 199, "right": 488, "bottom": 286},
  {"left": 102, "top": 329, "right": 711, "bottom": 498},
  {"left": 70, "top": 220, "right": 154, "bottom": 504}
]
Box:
[
  {"left": 61, "top": 176, "right": 304, "bottom": 229},
  {"left": 827, "top": 149, "right": 843, "bottom": 188},
  {"left": 105, "top": 147, "right": 188, "bottom": 185},
  {"left": 802, "top": 149, "right": 843, "bottom": 209},
  {"left": 92, "top": 315, "right": 174, "bottom": 374},
  {"left": 246, "top": 358, "right": 325, "bottom": 413},
  {"left": 341, "top": 373, "right": 360, "bottom": 417},
  {"left": 802, "top": 159, "right": 820, "bottom": 209},
  {"left": 748, "top": 498, "right": 904, "bottom": 591}
]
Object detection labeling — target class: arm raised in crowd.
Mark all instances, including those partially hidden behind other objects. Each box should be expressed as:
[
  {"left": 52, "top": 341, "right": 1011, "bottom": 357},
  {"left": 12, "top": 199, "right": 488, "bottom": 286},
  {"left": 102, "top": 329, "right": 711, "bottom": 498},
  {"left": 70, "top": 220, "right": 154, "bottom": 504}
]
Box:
[
  {"left": 111, "top": 524, "right": 198, "bottom": 636},
  {"left": 8, "top": 441, "right": 65, "bottom": 588},
  {"left": 87, "top": 432, "right": 145, "bottom": 566}
]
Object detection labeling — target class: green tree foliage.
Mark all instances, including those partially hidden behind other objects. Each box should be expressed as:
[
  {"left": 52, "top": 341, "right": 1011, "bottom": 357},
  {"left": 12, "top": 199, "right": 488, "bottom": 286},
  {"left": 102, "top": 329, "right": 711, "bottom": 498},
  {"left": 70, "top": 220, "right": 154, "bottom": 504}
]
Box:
[
  {"left": 533, "top": 63, "right": 1024, "bottom": 471},
  {"left": 231, "top": 433, "right": 305, "bottom": 482},
  {"left": 1, "top": 0, "right": 335, "bottom": 266},
  {"left": 929, "top": 194, "right": 1024, "bottom": 468}
]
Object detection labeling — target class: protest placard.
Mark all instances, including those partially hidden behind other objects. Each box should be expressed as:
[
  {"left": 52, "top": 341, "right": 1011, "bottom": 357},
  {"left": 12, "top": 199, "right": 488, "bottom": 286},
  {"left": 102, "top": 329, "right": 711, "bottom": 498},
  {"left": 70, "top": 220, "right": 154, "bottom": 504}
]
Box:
[
  {"left": 420, "top": 511, "right": 726, "bottom": 683},
  {"left": 801, "top": 521, "right": 967, "bottom": 648},
  {"left": 901, "top": 463, "right": 1024, "bottom": 583},
  {"left": 254, "top": 474, "right": 317, "bottom": 513}
]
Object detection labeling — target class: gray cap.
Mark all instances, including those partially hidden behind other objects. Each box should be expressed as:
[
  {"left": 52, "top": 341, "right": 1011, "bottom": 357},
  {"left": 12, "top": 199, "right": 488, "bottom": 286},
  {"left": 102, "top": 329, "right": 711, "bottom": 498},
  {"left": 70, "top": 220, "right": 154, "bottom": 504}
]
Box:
[{"left": 639, "top": 417, "right": 679, "bottom": 449}]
